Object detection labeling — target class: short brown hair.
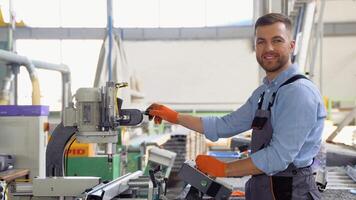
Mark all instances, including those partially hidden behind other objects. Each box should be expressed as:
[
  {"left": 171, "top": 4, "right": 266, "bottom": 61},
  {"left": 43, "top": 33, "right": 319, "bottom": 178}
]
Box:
[{"left": 255, "top": 13, "right": 292, "bottom": 32}]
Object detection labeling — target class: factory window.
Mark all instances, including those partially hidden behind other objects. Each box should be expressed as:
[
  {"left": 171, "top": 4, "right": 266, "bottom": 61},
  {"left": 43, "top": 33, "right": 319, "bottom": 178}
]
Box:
[
  {"left": 9, "top": 0, "right": 62, "bottom": 27},
  {"left": 9, "top": 0, "right": 106, "bottom": 27},
  {"left": 114, "top": 0, "right": 253, "bottom": 27},
  {"left": 206, "top": 0, "right": 253, "bottom": 26},
  {"left": 114, "top": 0, "right": 160, "bottom": 28},
  {"left": 4, "top": 0, "right": 252, "bottom": 28},
  {"left": 59, "top": 0, "right": 107, "bottom": 27}
]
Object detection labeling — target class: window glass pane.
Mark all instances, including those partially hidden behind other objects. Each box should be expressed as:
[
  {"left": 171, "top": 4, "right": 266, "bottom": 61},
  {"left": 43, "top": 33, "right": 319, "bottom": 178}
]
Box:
[
  {"left": 159, "top": 0, "right": 205, "bottom": 27},
  {"left": 114, "top": 0, "right": 159, "bottom": 27},
  {"left": 60, "top": 0, "right": 106, "bottom": 27},
  {"left": 14, "top": 0, "right": 105, "bottom": 27},
  {"left": 13, "top": 0, "right": 253, "bottom": 28},
  {"left": 114, "top": 0, "right": 252, "bottom": 27},
  {"left": 206, "top": 0, "right": 253, "bottom": 27},
  {"left": 15, "top": 0, "right": 61, "bottom": 27}
]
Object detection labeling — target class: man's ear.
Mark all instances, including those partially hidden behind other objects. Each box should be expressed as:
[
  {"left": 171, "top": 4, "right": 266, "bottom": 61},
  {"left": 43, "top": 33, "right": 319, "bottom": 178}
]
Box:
[{"left": 290, "top": 40, "right": 296, "bottom": 52}]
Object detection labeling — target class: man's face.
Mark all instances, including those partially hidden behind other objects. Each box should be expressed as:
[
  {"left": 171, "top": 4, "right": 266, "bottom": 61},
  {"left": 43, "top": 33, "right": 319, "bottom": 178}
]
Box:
[{"left": 255, "top": 22, "right": 295, "bottom": 75}]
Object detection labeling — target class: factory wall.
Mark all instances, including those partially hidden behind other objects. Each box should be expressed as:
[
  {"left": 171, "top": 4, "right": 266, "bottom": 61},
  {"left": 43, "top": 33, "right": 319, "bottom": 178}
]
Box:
[
  {"left": 124, "top": 37, "right": 356, "bottom": 109},
  {"left": 324, "top": 1, "right": 356, "bottom": 22},
  {"left": 126, "top": 0, "right": 356, "bottom": 108},
  {"left": 123, "top": 39, "right": 259, "bottom": 110},
  {"left": 15, "top": 36, "right": 355, "bottom": 111},
  {"left": 317, "top": 36, "right": 356, "bottom": 101}
]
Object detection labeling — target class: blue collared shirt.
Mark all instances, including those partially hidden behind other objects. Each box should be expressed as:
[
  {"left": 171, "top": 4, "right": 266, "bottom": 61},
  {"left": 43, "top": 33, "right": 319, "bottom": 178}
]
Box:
[{"left": 202, "top": 64, "right": 326, "bottom": 175}]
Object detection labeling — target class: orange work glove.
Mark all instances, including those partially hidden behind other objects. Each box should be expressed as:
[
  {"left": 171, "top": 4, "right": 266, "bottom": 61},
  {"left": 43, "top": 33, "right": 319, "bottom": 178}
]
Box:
[
  {"left": 195, "top": 155, "right": 227, "bottom": 177},
  {"left": 146, "top": 103, "right": 178, "bottom": 124},
  {"left": 231, "top": 190, "right": 245, "bottom": 197}
]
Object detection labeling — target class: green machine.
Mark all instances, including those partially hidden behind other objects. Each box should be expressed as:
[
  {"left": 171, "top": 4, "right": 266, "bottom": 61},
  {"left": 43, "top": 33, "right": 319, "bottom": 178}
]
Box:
[
  {"left": 65, "top": 146, "right": 175, "bottom": 181},
  {"left": 65, "top": 143, "right": 142, "bottom": 181},
  {"left": 66, "top": 154, "right": 121, "bottom": 181},
  {"left": 65, "top": 132, "right": 174, "bottom": 181},
  {"left": 65, "top": 130, "right": 143, "bottom": 181}
]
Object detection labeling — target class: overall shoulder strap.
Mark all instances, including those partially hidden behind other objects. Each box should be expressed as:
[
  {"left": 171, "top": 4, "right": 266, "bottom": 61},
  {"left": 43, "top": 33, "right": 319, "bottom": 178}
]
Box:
[
  {"left": 278, "top": 74, "right": 308, "bottom": 89},
  {"left": 268, "top": 74, "right": 309, "bottom": 110}
]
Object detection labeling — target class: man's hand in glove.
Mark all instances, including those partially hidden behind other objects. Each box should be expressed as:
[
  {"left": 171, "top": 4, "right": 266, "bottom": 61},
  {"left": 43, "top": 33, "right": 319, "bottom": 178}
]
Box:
[
  {"left": 146, "top": 103, "right": 178, "bottom": 124},
  {"left": 196, "top": 155, "right": 227, "bottom": 177}
]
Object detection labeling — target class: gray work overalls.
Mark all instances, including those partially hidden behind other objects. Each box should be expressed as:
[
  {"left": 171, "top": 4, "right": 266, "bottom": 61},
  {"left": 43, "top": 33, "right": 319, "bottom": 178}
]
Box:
[{"left": 245, "top": 75, "right": 321, "bottom": 200}]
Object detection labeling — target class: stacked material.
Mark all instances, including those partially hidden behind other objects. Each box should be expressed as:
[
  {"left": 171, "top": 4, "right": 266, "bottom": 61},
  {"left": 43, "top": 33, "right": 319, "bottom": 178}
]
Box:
[
  {"left": 346, "top": 165, "right": 356, "bottom": 182},
  {"left": 163, "top": 128, "right": 207, "bottom": 173},
  {"left": 319, "top": 166, "right": 356, "bottom": 199},
  {"left": 327, "top": 167, "right": 356, "bottom": 190}
]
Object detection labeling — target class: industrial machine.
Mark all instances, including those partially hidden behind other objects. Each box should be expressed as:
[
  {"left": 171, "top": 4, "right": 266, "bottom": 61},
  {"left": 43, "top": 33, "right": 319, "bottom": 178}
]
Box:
[
  {"left": 0, "top": 81, "right": 177, "bottom": 200},
  {"left": 82, "top": 147, "right": 176, "bottom": 200},
  {"left": 29, "top": 146, "right": 176, "bottom": 200},
  {"left": 46, "top": 81, "right": 143, "bottom": 177},
  {"left": 178, "top": 161, "right": 232, "bottom": 200}
]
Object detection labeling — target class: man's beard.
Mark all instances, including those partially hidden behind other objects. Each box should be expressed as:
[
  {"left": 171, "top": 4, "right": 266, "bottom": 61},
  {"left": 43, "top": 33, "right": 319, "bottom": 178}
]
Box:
[{"left": 256, "top": 54, "right": 289, "bottom": 73}]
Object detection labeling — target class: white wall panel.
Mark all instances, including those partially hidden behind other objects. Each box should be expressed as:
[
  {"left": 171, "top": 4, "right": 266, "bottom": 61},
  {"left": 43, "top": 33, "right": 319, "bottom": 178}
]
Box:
[
  {"left": 324, "top": 1, "right": 356, "bottom": 22},
  {"left": 320, "top": 36, "right": 356, "bottom": 100},
  {"left": 124, "top": 39, "right": 259, "bottom": 106}
]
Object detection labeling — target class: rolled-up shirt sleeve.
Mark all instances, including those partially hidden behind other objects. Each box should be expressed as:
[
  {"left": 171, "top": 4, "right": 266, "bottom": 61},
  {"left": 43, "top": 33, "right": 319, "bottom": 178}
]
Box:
[
  {"left": 202, "top": 96, "right": 255, "bottom": 142},
  {"left": 251, "top": 84, "right": 319, "bottom": 175}
]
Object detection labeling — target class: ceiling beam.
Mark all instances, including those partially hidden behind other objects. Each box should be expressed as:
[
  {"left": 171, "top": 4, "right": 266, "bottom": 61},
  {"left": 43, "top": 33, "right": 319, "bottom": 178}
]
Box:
[{"left": 0, "top": 22, "right": 355, "bottom": 41}]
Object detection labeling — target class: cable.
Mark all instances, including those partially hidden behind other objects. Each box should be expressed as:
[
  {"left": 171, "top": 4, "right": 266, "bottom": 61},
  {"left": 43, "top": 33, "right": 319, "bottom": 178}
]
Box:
[{"left": 64, "top": 138, "right": 77, "bottom": 175}]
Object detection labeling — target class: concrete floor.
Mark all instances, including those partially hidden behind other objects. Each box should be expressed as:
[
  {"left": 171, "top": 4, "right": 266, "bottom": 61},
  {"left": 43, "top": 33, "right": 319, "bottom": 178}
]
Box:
[{"left": 322, "top": 189, "right": 356, "bottom": 200}]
